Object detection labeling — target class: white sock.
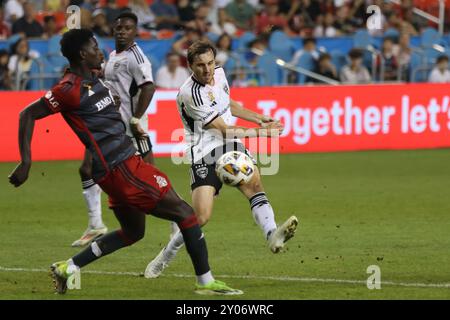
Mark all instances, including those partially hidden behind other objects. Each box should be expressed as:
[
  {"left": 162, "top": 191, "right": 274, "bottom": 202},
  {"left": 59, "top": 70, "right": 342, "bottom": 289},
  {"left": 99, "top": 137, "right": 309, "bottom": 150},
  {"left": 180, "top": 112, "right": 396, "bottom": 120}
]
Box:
[
  {"left": 196, "top": 271, "right": 214, "bottom": 286},
  {"left": 249, "top": 192, "right": 277, "bottom": 239},
  {"left": 66, "top": 259, "right": 80, "bottom": 273},
  {"left": 162, "top": 230, "right": 185, "bottom": 262},
  {"left": 170, "top": 222, "right": 180, "bottom": 240},
  {"left": 81, "top": 181, "right": 104, "bottom": 229}
]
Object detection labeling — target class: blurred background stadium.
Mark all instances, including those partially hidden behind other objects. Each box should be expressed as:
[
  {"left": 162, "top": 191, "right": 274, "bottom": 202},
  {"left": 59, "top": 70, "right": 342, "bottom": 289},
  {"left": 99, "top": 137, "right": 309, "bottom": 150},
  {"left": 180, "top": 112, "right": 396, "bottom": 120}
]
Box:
[{"left": 1, "top": 0, "right": 450, "bottom": 299}]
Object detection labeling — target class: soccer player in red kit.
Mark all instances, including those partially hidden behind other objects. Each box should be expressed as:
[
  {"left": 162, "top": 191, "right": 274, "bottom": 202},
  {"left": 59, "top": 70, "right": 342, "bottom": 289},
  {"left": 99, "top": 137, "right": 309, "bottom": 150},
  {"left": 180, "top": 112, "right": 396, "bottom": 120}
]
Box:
[{"left": 8, "top": 28, "right": 242, "bottom": 296}]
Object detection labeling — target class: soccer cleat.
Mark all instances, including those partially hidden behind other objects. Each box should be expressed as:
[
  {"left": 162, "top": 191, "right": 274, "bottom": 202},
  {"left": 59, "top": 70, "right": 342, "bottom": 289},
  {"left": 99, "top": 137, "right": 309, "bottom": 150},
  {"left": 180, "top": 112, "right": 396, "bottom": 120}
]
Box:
[
  {"left": 71, "top": 226, "right": 108, "bottom": 247},
  {"left": 195, "top": 280, "right": 243, "bottom": 296},
  {"left": 50, "top": 261, "right": 71, "bottom": 294},
  {"left": 268, "top": 215, "right": 299, "bottom": 253},
  {"left": 144, "top": 247, "right": 170, "bottom": 278}
]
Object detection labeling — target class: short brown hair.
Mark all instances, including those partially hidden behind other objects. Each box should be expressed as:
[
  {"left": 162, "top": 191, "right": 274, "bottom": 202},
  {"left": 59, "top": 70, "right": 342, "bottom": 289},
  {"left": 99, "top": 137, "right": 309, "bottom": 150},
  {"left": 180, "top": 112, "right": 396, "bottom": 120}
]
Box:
[{"left": 187, "top": 40, "right": 217, "bottom": 65}]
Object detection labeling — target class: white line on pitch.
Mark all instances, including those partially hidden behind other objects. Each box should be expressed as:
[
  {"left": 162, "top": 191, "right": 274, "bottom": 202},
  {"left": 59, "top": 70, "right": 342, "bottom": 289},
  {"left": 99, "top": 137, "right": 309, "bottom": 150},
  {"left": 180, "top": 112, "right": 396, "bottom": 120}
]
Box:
[{"left": 0, "top": 266, "right": 449, "bottom": 289}]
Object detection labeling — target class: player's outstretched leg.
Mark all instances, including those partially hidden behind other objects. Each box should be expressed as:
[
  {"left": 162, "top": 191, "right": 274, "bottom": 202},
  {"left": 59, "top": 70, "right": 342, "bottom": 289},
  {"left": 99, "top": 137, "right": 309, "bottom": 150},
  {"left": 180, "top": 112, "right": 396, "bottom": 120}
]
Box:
[
  {"left": 238, "top": 167, "right": 299, "bottom": 253},
  {"left": 72, "top": 150, "right": 107, "bottom": 247},
  {"left": 145, "top": 186, "right": 215, "bottom": 278},
  {"left": 149, "top": 187, "right": 242, "bottom": 295},
  {"left": 51, "top": 206, "right": 145, "bottom": 294}
]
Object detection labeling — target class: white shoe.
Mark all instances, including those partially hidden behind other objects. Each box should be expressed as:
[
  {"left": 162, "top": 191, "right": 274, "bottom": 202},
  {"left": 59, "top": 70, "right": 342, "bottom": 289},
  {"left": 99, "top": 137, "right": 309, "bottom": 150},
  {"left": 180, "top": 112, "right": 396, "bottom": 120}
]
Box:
[
  {"left": 144, "top": 247, "right": 170, "bottom": 278},
  {"left": 169, "top": 222, "right": 179, "bottom": 240},
  {"left": 71, "top": 226, "right": 107, "bottom": 247},
  {"left": 268, "top": 216, "right": 298, "bottom": 253}
]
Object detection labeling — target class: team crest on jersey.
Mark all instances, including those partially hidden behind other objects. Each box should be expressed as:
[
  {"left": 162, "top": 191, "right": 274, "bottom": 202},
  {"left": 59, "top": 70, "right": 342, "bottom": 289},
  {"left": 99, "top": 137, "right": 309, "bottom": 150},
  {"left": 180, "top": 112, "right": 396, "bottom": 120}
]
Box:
[
  {"left": 154, "top": 175, "right": 168, "bottom": 188},
  {"left": 223, "top": 84, "right": 229, "bottom": 95},
  {"left": 207, "top": 91, "right": 215, "bottom": 102},
  {"left": 83, "top": 83, "right": 95, "bottom": 96},
  {"left": 196, "top": 167, "right": 208, "bottom": 179},
  {"left": 114, "top": 62, "right": 120, "bottom": 70}
]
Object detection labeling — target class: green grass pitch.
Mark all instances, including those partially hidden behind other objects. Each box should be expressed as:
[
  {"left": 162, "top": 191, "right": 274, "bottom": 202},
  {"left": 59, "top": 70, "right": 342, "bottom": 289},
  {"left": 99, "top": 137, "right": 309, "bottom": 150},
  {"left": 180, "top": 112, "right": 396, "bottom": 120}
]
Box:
[{"left": 1, "top": 150, "right": 450, "bottom": 299}]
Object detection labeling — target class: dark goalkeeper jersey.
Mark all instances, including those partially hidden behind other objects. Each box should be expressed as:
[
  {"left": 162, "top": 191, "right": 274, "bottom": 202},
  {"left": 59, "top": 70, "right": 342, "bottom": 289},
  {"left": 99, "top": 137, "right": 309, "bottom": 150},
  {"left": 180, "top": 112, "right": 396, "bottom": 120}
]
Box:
[{"left": 42, "top": 70, "right": 136, "bottom": 180}]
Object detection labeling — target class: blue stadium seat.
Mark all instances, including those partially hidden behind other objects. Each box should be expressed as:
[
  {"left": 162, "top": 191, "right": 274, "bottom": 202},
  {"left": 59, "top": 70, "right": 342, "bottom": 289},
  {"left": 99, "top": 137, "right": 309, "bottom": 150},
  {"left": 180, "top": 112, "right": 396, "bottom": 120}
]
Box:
[
  {"left": 237, "top": 32, "right": 256, "bottom": 51},
  {"left": 295, "top": 52, "right": 316, "bottom": 84},
  {"left": 409, "top": 51, "right": 427, "bottom": 82},
  {"left": 384, "top": 28, "right": 400, "bottom": 42},
  {"left": 420, "top": 27, "right": 441, "bottom": 48},
  {"left": 330, "top": 49, "right": 347, "bottom": 73},
  {"left": 268, "top": 30, "right": 294, "bottom": 62},
  {"left": 353, "top": 29, "right": 373, "bottom": 49},
  {"left": 256, "top": 52, "right": 280, "bottom": 86}
]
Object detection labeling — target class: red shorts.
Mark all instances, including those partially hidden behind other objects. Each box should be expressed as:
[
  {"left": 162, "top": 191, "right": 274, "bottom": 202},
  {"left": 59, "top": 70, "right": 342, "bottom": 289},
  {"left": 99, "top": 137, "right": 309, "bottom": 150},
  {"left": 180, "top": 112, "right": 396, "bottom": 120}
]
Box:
[{"left": 97, "top": 155, "right": 171, "bottom": 213}]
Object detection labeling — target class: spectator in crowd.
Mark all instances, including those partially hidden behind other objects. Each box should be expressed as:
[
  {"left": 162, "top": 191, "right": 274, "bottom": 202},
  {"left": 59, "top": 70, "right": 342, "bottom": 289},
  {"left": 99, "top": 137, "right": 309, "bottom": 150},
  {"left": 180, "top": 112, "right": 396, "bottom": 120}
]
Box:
[
  {"left": 102, "top": 0, "right": 122, "bottom": 26},
  {"left": 256, "top": 0, "right": 287, "bottom": 34},
  {"left": 377, "top": 37, "right": 399, "bottom": 81},
  {"left": 243, "top": 37, "right": 268, "bottom": 86},
  {"left": 215, "top": 33, "right": 233, "bottom": 66},
  {"left": 92, "top": 9, "right": 111, "bottom": 37},
  {"left": 176, "top": 0, "right": 196, "bottom": 26},
  {"left": 155, "top": 52, "right": 190, "bottom": 89},
  {"left": 334, "top": 4, "right": 356, "bottom": 35},
  {"left": 191, "top": 3, "right": 211, "bottom": 35},
  {"left": 291, "top": 37, "right": 319, "bottom": 66},
  {"left": 44, "top": 0, "right": 66, "bottom": 12},
  {"left": 340, "top": 48, "right": 372, "bottom": 84},
  {"left": 313, "top": 12, "right": 339, "bottom": 37},
  {"left": 42, "top": 15, "right": 58, "bottom": 39},
  {"left": 428, "top": 55, "right": 450, "bottom": 83},
  {"left": 0, "top": 49, "right": 12, "bottom": 90},
  {"left": 12, "top": 2, "right": 44, "bottom": 38},
  {"left": 393, "top": 32, "right": 412, "bottom": 81},
  {"left": 8, "top": 37, "right": 39, "bottom": 89},
  {"left": 206, "top": 0, "right": 237, "bottom": 36},
  {"left": 172, "top": 26, "right": 202, "bottom": 67},
  {"left": 0, "top": 8, "right": 11, "bottom": 39},
  {"left": 4, "top": 0, "right": 24, "bottom": 24},
  {"left": 306, "top": 53, "right": 338, "bottom": 84},
  {"left": 129, "top": 0, "right": 156, "bottom": 31},
  {"left": 150, "top": 0, "right": 180, "bottom": 30},
  {"left": 224, "top": 0, "right": 256, "bottom": 31}
]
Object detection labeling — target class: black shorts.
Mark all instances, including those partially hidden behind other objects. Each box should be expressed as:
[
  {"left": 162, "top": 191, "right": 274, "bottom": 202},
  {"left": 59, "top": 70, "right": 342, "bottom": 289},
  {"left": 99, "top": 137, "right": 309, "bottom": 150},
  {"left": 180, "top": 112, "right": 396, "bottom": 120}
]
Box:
[
  {"left": 132, "top": 135, "right": 153, "bottom": 157},
  {"left": 189, "top": 142, "right": 256, "bottom": 195}
]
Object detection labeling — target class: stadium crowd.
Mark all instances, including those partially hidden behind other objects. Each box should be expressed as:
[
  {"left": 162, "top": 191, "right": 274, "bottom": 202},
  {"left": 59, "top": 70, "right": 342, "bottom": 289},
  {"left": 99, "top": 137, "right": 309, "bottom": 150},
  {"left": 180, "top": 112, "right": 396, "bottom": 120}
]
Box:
[{"left": 0, "top": 0, "right": 449, "bottom": 90}]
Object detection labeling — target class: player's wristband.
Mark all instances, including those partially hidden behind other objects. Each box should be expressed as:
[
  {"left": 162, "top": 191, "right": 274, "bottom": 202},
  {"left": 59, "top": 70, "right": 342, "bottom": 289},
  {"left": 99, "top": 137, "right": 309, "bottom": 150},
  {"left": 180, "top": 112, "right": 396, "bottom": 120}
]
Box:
[{"left": 130, "top": 117, "right": 140, "bottom": 125}]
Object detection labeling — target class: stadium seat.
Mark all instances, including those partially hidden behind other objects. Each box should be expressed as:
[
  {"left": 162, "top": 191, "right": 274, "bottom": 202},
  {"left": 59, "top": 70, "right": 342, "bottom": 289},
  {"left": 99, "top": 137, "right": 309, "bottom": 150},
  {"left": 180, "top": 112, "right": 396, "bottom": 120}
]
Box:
[
  {"left": 420, "top": 27, "right": 442, "bottom": 48},
  {"left": 256, "top": 52, "right": 280, "bottom": 86},
  {"left": 237, "top": 32, "right": 256, "bottom": 51},
  {"left": 330, "top": 49, "right": 347, "bottom": 74},
  {"left": 353, "top": 29, "right": 373, "bottom": 49},
  {"left": 46, "top": 35, "right": 68, "bottom": 74},
  {"left": 268, "top": 30, "right": 295, "bottom": 63},
  {"left": 384, "top": 28, "right": 400, "bottom": 42},
  {"left": 295, "top": 52, "right": 316, "bottom": 84},
  {"left": 409, "top": 51, "right": 427, "bottom": 82}
]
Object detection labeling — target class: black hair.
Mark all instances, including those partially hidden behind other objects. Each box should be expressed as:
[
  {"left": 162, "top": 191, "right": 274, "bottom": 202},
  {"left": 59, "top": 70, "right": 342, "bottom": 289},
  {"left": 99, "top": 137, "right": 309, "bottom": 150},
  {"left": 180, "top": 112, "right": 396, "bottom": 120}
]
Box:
[
  {"left": 60, "top": 28, "right": 94, "bottom": 63},
  {"left": 166, "top": 51, "right": 179, "bottom": 59},
  {"left": 187, "top": 40, "right": 217, "bottom": 65},
  {"left": 436, "top": 55, "right": 449, "bottom": 63},
  {"left": 303, "top": 37, "right": 316, "bottom": 46},
  {"left": 216, "top": 33, "right": 232, "bottom": 50},
  {"left": 348, "top": 48, "right": 363, "bottom": 59},
  {"left": 44, "top": 15, "right": 56, "bottom": 23},
  {"left": 115, "top": 11, "right": 138, "bottom": 25}
]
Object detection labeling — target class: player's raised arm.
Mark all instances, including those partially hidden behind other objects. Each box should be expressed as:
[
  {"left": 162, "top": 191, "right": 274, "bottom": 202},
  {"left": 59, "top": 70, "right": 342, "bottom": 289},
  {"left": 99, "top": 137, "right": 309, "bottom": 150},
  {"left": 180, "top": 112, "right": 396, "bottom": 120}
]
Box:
[
  {"left": 229, "top": 99, "right": 279, "bottom": 126},
  {"left": 8, "top": 99, "right": 53, "bottom": 187},
  {"left": 205, "top": 115, "right": 284, "bottom": 139}
]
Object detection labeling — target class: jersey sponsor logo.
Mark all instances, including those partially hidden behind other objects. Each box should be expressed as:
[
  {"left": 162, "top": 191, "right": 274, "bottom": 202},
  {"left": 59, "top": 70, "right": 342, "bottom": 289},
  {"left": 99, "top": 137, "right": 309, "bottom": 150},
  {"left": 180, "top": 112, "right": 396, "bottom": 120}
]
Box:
[
  {"left": 154, "top": 175, "right": 168, "bottom": 188},
  {"left": 196, "top": 166, "right": 208, "bottom": 179},
  {"left": 45, "top": 91, "right": 59, "bottom": 109},
  {"left": 83, "top": 83, "right": 95, "bottom": 96},
  {"left": 114, "top": 62, "right": 120, "bottom": 70},
  {"left": 95, "top": 96, "right": 113, "bottom": 111},
  {"left": 200, "top": 110, "right": 216, "bottom": 122}
]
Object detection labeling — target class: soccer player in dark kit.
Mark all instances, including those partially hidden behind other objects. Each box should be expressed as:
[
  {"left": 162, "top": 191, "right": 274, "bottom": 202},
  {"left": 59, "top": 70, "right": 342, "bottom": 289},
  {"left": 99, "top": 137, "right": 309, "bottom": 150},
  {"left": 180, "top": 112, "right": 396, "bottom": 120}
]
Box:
[{"left": 8, "top": 28, "right": 242, "bottom": 296}]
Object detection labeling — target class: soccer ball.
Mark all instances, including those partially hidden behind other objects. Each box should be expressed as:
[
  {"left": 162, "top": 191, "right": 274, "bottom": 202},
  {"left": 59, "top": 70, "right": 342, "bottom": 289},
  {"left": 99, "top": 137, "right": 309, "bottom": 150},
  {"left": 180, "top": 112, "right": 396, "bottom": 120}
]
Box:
[{"left": 215, "top": 151, "right": 255, "bottom": 186}]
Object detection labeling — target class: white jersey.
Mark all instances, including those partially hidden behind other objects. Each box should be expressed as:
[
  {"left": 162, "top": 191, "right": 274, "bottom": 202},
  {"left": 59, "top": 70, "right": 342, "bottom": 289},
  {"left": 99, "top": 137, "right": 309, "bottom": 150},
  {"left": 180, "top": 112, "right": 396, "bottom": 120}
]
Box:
[
  {"left": 104, "top": 43, "right": 153, "bottom": 136},
  {"left": 177, "top": 67, "right": 240, "bottom": 163}
]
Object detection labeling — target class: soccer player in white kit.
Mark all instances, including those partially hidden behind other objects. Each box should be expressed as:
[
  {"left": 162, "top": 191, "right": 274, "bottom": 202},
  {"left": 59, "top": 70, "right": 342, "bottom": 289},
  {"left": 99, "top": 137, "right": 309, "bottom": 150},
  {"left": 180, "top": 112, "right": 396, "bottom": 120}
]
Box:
[
  {"left": 72, "top": 12, "right": 156, "bottom": 247},
  {"left": 144, "top": 40, "right": 298, "bottom": 278}
]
